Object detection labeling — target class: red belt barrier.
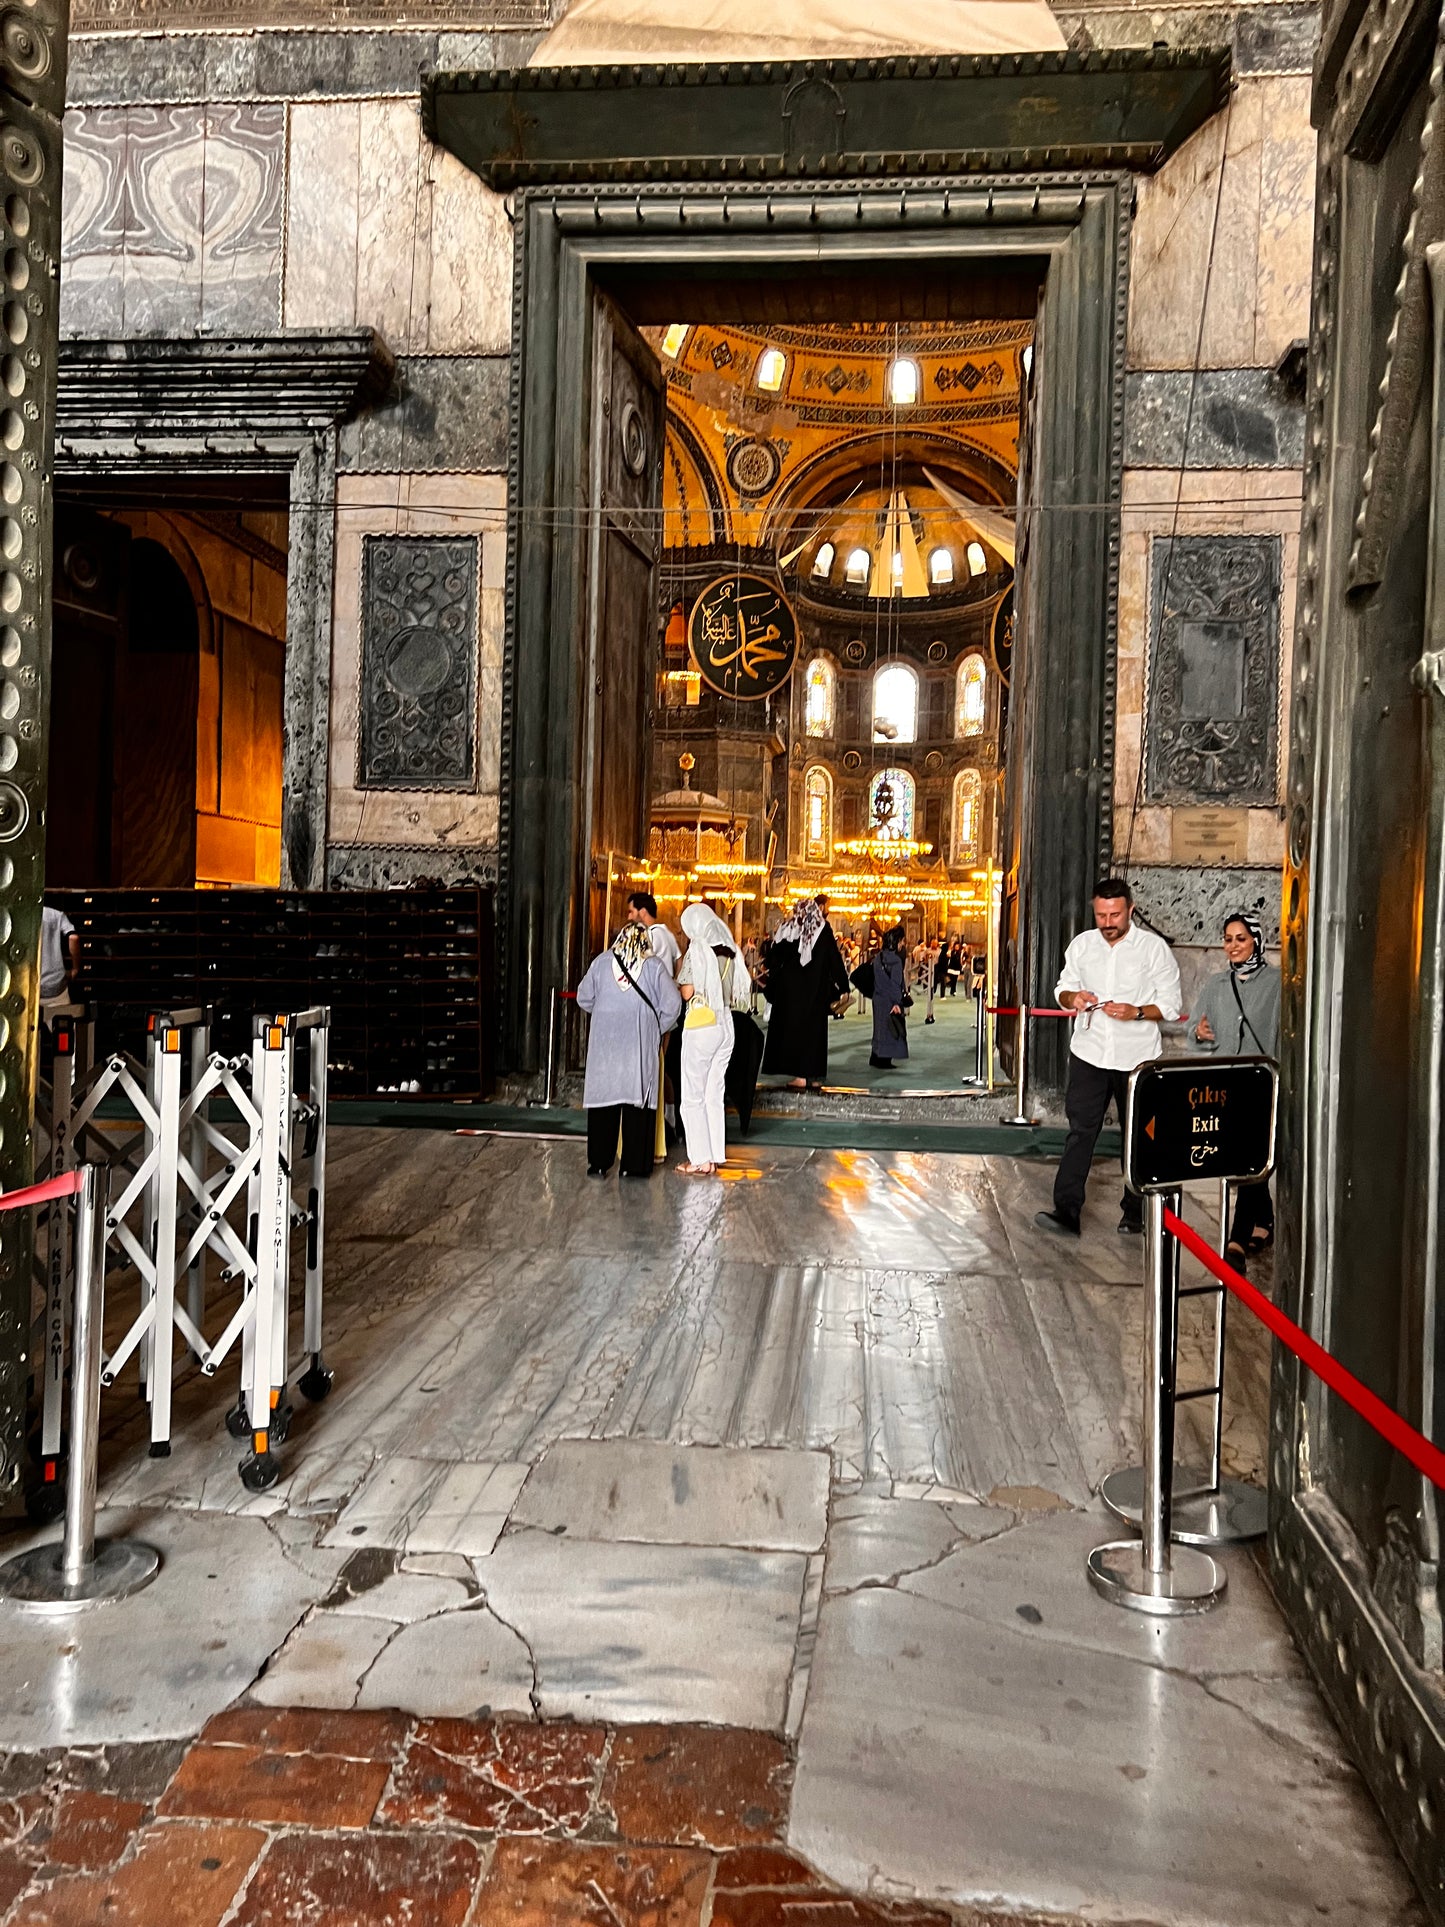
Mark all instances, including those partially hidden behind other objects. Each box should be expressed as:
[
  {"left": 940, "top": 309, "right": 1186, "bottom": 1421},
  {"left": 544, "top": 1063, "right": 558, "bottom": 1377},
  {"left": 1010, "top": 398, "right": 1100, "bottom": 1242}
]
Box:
[
  {"left": 986, "top": 1006, "right": 1073, "bottom": 1018},
  {"left": 1163, "top": 1206, "right": 1445, "bottom": 1492},
  {"left": 0, "top": 1169, "right": 85, "bottom": 1214}
]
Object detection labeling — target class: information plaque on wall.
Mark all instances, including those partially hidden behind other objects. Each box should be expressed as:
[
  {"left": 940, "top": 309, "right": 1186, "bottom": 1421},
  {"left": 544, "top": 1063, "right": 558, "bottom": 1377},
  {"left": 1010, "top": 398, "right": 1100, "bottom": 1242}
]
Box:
[{"left": 1124, "top": 1056, "right": 1278, "bottom": 1193}]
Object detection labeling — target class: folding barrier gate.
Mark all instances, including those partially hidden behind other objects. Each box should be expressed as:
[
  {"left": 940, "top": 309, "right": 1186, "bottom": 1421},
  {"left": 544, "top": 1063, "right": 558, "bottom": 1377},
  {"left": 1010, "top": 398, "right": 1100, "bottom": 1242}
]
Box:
[{"left": 28, "top": 1003, "right": 333, "bottom": 1511}]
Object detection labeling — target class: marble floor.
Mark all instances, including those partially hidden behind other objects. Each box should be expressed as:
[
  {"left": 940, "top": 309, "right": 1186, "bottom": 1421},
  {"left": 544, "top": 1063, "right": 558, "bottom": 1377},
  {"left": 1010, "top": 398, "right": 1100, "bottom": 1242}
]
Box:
[{"left": 0, "top": 1131, "right": 1423, "bottom": 1925}]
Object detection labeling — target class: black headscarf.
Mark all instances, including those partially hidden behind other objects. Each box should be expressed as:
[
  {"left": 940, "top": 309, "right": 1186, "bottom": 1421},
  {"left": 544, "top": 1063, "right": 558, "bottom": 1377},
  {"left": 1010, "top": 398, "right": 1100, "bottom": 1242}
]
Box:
[
  {"left": 1224, "top": 912, "right": 1267, "bottom": 979},
  {"left": 882, "top": 924, "right": 906, "bottom": 952}
]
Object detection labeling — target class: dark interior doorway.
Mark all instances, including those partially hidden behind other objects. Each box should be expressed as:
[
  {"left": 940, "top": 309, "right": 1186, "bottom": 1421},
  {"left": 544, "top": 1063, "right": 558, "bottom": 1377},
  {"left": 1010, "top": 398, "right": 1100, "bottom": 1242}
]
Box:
[{"left": 47, "top": 488, "right": 289, "bottom": 890}]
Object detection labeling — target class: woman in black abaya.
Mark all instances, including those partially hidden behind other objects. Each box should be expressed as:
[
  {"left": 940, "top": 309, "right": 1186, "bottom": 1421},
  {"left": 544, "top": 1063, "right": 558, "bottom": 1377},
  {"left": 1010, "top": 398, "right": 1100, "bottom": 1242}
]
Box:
[{"left": 761, "top": 897, "right": 850, "bottom": 1091}]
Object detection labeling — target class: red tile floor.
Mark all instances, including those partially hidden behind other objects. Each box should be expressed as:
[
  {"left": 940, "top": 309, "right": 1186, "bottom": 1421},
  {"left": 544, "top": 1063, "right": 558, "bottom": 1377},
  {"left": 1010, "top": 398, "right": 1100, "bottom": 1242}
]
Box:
[{"left": 0, "top": 1710, "right": 1082, "bottom": 1925}]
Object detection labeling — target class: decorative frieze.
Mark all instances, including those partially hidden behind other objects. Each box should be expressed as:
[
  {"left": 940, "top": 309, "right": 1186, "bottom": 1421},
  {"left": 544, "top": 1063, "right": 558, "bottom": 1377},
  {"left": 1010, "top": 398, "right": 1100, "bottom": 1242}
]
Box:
[
  {"left": 1145, "top": 534, "right": 1281, "bottom": 807},
  {"left": 359, "top": 535, "right": 479, "bottom": 791}
]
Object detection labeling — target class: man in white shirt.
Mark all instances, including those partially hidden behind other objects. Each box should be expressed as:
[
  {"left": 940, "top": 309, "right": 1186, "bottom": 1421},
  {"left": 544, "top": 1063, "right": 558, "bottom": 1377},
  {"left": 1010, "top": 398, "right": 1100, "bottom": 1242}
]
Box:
[
  {"left": 628, "top": 891, "right": 680, "bottom": 974},
  {"left": 1035, "top": 877, "right": 1182, "bottom": 1239}
]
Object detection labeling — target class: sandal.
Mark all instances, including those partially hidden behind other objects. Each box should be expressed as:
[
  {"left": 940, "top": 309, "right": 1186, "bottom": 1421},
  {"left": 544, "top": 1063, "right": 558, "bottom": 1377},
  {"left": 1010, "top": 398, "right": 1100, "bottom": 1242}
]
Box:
[
  {"left": 787, "top": 1078, "right": 807, "bottom": 1091},
  {"left": 675, "top": 1161, "right": 716, "bottom": 1177},
  {"left": 1225, "top": 1239, "right": 1248, "bottom": 1272}
]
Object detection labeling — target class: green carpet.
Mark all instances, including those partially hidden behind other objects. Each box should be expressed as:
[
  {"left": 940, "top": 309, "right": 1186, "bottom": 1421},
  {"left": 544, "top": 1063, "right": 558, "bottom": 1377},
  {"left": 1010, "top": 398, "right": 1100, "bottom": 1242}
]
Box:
[{"left": 329, "top": 1096, "right": 1117, "bottom": 1160}]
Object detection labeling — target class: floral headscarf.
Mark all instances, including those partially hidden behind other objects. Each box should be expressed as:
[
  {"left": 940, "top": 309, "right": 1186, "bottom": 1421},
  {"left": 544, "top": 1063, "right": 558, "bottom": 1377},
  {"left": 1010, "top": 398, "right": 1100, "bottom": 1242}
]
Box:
[
  {"left": 776, "top": 896, "right": 826, "bottom": 968},
  {"left": 1224, "top": 912, "right": 1267, "bottom": 979},
  {"left": 610, "top": 920, "right": 652, "bottom": 987}
]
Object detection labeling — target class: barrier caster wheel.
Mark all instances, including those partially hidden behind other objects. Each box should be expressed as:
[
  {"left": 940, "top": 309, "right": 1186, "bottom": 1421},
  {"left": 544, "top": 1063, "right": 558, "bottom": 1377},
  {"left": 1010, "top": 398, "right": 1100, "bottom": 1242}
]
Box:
[
  {"left": 270, "top": 1401, "right": 294, "bottom": 1447},
  {"left": 299, "top": 1364, "right": 333, "bottom": 1403},
  {"left": 24, "top": 1481, "right": 64, "bottom": 1524},
  {"left": 224, "top": 1399, "right": 250, "bottom": 1441},
  {"left": 239, "top": 1452, "right": 279, "bottom": 1493},
  {"left": 147, "top": 1441, "right": 172, "bottom": 1460}
]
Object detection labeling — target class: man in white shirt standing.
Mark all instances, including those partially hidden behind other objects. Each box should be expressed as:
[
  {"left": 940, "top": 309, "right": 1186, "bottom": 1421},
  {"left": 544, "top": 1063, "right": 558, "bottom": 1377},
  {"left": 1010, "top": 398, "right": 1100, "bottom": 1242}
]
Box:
[
  {"left": 1035, "top": 877, "right": 1182, "bottom": 1239},
  {"left": 628, "top": 891, "right": 679, "bottom": 973}
]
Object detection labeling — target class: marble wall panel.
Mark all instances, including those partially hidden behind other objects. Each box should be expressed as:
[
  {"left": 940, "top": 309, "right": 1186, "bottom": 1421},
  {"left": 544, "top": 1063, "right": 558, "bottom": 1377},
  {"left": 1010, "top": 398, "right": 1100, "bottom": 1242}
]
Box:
[
  {"left": 1125, "top": 369, "right": 1305, "bottom": 468},
  {"left": 1129, "top": 76, "right": 1315, "bottom": 372},
  {"left": 283, "top": 99, "right": 512, "bottom": 355},
  {"left": 62, "top": 103, "right": 284, "bottom": 336},
  {"left": 1130, "top": 863, "right": 1283, "bottom": 945},
  {"left": 338, "top": 356, "right": 512, "bottom": 473},
  {"left": 360, "top": 534, "right": 479, "bottom": 790},
  {"left": 328, "top": 474, "right": 505, "bottom": 857},
  {"left": 327, "top": 841, "right": 498, "bottom": 887}
]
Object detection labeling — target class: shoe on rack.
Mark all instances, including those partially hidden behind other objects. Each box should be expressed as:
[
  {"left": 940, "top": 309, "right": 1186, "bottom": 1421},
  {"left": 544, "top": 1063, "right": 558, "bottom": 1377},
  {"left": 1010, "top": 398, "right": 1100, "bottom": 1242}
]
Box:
[
  {"left": 1118, "top": 1216, "right": 1144, "bottom": 1236},
  {"left": 1035, "top": 1209, "right": 1081, "bottom": 1238}
]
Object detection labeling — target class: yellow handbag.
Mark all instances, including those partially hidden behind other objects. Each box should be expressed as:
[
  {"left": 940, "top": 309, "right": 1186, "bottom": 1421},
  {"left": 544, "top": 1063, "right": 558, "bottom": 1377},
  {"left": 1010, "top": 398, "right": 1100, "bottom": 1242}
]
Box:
[{"left": 684, "top": 1000, "right": 717, "bottom": 1030}]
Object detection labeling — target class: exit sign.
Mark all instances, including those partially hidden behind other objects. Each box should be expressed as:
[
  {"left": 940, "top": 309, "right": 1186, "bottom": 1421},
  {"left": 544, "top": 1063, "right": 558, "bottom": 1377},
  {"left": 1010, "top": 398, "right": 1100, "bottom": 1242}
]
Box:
[{"left": 1124, "top": 1057, "right": 1278, "bottom": 1193}]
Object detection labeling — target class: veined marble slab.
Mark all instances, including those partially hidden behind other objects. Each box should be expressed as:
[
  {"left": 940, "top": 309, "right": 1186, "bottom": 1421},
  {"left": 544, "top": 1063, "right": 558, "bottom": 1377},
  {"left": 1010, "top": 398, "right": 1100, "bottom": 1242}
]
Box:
[
  {"left": 322, "top": 1456, "right": 527, "bottom": 1556},
  {"left": 511, "top": 1440, "right": 830, "bottom": 1552},
  {"left": 792, "top": 1503, "right": 1419, "bottom": 1926},
  {"left": 473, "top": 1528, "right": 807, "bottom": 1729}
]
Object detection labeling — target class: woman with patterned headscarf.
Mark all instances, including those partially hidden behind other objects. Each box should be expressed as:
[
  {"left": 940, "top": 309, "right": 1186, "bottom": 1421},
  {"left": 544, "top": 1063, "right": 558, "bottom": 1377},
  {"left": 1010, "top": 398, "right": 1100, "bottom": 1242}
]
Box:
[
  {"left": 1193, "top": 911, "right": 1280, "bottom": 1267},
  {"left": 575, "top": 920, "right": 683, "bottom": 1180},
  {"left": 761, "top": 896, "right": 851, "bottom": 1091}
]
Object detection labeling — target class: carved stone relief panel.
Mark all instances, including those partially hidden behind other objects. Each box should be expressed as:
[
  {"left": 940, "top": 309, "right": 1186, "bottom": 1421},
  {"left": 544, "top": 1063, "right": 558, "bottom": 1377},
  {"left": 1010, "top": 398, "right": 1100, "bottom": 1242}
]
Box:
[
  {"left": 61, "top": 104, "right": 284, "bottom": 337},
  {"left": 1145, "top": 533, "right": 1281, "bottom": 806},
  {"left": 359, "top": 535, "right": 478, "bottom": 791}
]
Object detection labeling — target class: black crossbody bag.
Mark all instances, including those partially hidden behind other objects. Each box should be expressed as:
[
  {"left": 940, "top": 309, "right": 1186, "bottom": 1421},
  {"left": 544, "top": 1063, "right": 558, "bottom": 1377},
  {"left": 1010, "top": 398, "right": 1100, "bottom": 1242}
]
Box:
[{"left": 1228, "top": 972, "right": 1270, "bottom": 1056}]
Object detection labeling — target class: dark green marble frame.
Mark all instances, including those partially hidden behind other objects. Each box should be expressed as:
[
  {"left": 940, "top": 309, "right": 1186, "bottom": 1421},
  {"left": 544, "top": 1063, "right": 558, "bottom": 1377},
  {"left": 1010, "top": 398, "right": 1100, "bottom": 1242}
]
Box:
[{"left": 500, "top": 178, "right": 1131, "bottom": 1086}]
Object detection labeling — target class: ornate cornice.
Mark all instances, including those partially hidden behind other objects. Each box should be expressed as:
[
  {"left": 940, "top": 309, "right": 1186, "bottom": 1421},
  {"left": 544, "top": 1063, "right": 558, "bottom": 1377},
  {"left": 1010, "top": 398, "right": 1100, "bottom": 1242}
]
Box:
[
  {"left": 424, "top": 48, "right": 1232, "bottom": 188},
  {"left": 55, "top": 330, "right": 395, "bottom": 471}
]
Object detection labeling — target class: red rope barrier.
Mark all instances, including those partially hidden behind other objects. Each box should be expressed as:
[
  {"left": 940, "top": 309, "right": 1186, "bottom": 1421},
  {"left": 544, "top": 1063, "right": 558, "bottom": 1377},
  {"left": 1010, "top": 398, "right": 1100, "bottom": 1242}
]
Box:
[
  {"left": 1163, "top": 1206, "right": 1445, "bottom": 1491},
  {"left": 0, "top": 1169, "right": 85, "bottom": 1214}
]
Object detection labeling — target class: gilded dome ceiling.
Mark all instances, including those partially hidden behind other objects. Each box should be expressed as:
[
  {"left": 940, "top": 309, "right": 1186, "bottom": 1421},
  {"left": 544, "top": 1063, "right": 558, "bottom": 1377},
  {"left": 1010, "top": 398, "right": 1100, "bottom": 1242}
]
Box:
[{"left": 649, "top": 317, "right": 1029, "bottom": 591}]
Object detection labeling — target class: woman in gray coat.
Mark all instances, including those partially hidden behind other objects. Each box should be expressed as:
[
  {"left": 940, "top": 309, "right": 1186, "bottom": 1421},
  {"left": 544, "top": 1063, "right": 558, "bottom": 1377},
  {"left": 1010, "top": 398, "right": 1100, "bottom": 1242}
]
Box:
[
  {"left": 868, "top": 925, "right": 910, "bottom": 1070},
  {"left": 1193, "top": 912, "right": 1280, "bottom": 1267},
  {"left": 576, "top": 922, "right": 682, "bottom": 1179}
]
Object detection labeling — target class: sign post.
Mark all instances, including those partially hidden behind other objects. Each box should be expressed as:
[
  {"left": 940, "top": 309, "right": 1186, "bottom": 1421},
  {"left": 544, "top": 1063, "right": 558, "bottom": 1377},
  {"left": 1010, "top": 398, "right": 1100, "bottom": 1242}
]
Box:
[{"left": 1087, "top": 1056, "right": 1278, "bottom": 1614}]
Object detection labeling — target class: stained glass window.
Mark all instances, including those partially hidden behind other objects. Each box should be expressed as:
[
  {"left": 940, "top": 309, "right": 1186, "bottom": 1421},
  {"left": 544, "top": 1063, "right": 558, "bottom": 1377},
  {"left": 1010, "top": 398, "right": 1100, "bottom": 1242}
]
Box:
[
  {"left": 956, "top": 654, "right": 986, "bottom": 738},
  {"left": 952, "top": 767, "right": 982, "bottom": 863},
  {"left": 869, "top": 767, "right": 916, "bottom": 840},
  {"left": 804, "top": 656, "right": 836, "bottom": 737},
  {"left": 805, "top": 766, "right": 833, "bottom": 861}
]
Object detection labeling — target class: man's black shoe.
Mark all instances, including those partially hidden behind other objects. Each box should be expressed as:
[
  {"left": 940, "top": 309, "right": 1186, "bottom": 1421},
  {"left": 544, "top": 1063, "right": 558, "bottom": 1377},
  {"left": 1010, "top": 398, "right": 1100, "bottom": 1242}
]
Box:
[
  {"left": 586, "top": 1166, "right": 608, "bottom": 1179},
  {"left": 1035, "top": 1209, "right": 1081, "bottom": 1238},
  {"left": 1118, "top": 1216, "right": 1144, "bottom": 1235}
]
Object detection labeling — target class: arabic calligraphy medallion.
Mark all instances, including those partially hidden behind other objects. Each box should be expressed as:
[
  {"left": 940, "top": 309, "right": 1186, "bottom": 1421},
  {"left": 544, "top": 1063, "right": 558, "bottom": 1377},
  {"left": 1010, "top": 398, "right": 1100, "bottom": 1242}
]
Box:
[{"left": 687, "top": 572, "right": 799, "bottom": 701}]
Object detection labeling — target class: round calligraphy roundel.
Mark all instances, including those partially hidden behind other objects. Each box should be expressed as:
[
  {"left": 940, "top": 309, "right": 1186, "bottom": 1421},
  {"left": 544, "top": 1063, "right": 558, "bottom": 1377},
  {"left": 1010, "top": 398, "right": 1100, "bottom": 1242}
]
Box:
[{"left": 687, "top": 572, "right": 799, "bottom": 702}]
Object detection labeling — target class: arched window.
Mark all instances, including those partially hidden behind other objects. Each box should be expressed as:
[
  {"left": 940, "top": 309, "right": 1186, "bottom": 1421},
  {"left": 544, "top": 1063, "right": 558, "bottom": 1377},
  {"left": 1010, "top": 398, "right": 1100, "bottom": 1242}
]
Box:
[
  {"left": 661, "top": 324, "right": 689, "bottom": 359},
  {"left": 966, "top": 541, "right": 987, "bottom": 577},
  {"left": 956, "top": 654, "right": 987, "bottom": 739},
  {"left": 952, "top": 768, "right": 982, "bottom": 865},
  {"left": 869, "top": 767, "right": 916, "bottom": 841},
  {"left": 804, "top": 655, "right": 836, "bottom": 737},
  {"left": 812, "top": 541, "right": 835, "bottom": 580},
  {"left": 888, "top": 358, "right": 920, "bottom": 406},
  {"left": 872, "top": 662, "right": 918, "bottom": 745},
  {"left": 845, "top": 546, "right": 871, "bottom": 585},
  {"left": 804, "top": 766, "right": 833, "bottom": 862},
  {"left": 756, "top": 347, "right": 787, "bottom": 393},
  {"left": 929, "top": 547, "right": 953, "bottom": 585}
]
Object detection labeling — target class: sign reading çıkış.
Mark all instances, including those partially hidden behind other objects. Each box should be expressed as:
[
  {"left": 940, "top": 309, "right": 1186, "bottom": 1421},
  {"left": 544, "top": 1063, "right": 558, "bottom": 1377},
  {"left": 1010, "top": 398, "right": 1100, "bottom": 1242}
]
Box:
[
  {"left": 1124, "top": 1057, "right": 1278, "bottom": 1193},
  {"left": 688, "top": 573, "right": 799, "bottom": 701}
]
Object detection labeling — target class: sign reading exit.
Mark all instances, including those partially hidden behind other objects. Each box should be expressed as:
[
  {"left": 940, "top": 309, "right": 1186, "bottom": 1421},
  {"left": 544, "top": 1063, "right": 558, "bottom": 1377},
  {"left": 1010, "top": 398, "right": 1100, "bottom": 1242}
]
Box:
[{"left": 1124, "top": 1057, "right": 1278, "bottom": 1194}]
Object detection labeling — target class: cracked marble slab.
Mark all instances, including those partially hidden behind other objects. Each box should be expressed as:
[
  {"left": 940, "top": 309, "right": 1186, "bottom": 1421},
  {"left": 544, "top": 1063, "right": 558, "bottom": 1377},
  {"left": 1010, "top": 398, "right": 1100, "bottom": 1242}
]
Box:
[
  {"left": 791, "top": 1504, "right": 1420, "bottom": 1926},
  {"left": 321, "top": 1456, "right": 527, "bottom": 1556},
  {"left": 472, "top": 1527, "right": 807, "bottom": 1728},
  {"left": 511, "top": 1440, "right": 830, "bottom": 1552}
]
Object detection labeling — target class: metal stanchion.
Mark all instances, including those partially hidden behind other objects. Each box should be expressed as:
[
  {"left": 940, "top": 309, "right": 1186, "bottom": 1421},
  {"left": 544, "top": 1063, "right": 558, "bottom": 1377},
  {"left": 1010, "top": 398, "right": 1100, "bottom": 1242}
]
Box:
[
  {"left": 1088, "top": 1189, "right": 1227, "bottom": 1614},
  {"left": 1000, "top": 1003, "right": 1040, "bottom": 1127},
  {"left": 0, "top": 1166, "right": 160, "bottom": 1612},
  {"left": 1100, "top": 1177, "right": 1266, "bottom": 1545},
  {"left": 961, "top": 973, "right": 989, "bottom": 1088},
  {"left": 543, "top": 987, "right": 560, "bottom": 1108}
]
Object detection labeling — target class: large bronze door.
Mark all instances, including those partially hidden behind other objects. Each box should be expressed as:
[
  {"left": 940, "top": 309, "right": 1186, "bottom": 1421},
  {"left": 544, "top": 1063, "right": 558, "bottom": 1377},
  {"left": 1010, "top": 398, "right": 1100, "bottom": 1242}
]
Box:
[{"left": 580, "top": 290, "right": 664, "bottom": 962}]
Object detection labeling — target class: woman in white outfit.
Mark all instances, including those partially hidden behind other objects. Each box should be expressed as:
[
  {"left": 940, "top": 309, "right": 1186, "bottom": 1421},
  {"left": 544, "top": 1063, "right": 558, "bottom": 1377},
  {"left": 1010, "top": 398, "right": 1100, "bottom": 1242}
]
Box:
[{"left": 676, "top": 902, "right": 747, "bottom": 1176}]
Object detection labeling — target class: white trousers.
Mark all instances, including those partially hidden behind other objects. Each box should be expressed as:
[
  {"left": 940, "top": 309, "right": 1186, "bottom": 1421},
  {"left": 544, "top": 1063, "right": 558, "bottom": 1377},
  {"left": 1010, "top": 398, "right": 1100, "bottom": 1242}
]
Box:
[{"left": 680, "top": 1014, "right": 733, "bottom": 1166}]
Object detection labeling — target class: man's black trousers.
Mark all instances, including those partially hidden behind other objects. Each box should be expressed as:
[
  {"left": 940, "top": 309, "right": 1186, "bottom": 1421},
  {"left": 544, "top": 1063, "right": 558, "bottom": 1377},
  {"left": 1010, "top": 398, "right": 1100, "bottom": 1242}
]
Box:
[
  {"left": 586, "top": 1103, "right": 656, "bottom": 1178},
  {"left": 1053, "top": 1055, "right": 1141, "bottom": 1227}
]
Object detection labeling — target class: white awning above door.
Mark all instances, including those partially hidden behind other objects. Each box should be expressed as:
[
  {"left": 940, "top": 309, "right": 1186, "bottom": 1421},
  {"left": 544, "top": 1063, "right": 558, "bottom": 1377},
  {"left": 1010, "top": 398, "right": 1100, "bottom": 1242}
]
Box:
[{"left": 529, "top": 0, "right": 1067, "bottom": 65}]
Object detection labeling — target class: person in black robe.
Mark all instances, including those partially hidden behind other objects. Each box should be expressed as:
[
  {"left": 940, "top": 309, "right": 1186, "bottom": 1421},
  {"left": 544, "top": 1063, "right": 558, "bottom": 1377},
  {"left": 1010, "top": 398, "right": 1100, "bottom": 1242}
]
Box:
[
  {"left": 761, "top": 896, "right": 850, "bottom": 1090},
  {"left": 869, "top": 925, "right": 910, "bottom": 1069}
]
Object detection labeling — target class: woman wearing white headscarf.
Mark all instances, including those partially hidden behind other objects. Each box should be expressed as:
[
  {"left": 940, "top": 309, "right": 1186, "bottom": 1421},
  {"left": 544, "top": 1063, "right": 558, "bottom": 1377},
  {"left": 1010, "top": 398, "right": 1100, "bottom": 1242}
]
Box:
[{"left": 676, "top": 902, "right": 748, "bottom": 1175}]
